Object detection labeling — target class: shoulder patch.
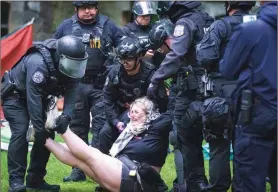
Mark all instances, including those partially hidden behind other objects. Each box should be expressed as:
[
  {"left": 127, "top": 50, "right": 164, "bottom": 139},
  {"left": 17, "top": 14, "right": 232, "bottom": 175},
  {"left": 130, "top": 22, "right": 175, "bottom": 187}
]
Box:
[
  {"left": 32, "top": 71, "right": 45, "bottom": 84},
  {"left": 173, "top": 25, "right": 185, "bottom": 37},
  {"left": 243, "top": 15, "right": 257, "bottom": 23}
]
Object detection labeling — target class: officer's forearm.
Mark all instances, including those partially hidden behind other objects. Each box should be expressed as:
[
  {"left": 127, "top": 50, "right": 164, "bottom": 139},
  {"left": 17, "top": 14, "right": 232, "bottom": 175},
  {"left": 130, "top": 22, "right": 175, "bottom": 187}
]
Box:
[
  {"left": 63, "top": 88, "right": 78, "bottom": 118},
  {"left": 151, "top": 54, "right": 181, "bottom": 84}
]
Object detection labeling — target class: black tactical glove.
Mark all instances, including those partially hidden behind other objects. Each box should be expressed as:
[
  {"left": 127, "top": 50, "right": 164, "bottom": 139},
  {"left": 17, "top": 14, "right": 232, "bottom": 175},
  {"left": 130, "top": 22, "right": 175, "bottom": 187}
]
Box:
[
  {"left": 147, "top": 82, "right": 158, "bottom": 100},
  {"left": 54, "top": 114, "right": 71, "bottom": 134},
  {"left": 34, "top": 131, "right": 48, "bottom": 146}
]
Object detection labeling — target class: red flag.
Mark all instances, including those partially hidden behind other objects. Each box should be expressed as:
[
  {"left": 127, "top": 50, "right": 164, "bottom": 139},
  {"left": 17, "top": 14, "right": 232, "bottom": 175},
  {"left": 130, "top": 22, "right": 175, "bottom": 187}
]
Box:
[
  {"left": 0, "top": 18, "right": 34, "bottom": 120},
  {"left": 1, "top": 18, "right": 34, "bottom": 77}
]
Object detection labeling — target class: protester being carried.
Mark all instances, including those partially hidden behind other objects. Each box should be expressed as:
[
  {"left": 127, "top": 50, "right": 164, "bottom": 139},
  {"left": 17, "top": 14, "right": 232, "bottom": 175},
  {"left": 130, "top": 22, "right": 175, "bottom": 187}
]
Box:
[{"left": 30, "top": 97, "right": 172, "bottom": 192}]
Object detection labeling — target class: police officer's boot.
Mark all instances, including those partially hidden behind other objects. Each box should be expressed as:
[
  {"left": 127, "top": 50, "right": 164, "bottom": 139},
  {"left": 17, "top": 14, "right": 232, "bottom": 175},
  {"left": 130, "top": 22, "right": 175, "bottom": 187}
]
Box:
[
  {"left": 8, "top": 183, "right": 26, "bottom": 192},
  {"left": 196, "top": 168, "right": 208, "bottom": 192},
  {"left": 186, "top": 172, "right": 208, "bottom": 192},
  {"left": 169, "top": 178, "right": 188, "bottom": 192},
  {"left": 26, "top": 174, "right": 60, "bottom": 191},
  {"left": 63, "top": 167, "right": 86, "bottom": 182}
]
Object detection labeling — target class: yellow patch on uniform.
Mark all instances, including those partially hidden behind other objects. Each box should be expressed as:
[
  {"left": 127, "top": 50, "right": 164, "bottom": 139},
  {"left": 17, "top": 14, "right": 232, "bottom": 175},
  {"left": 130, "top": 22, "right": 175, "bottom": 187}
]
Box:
[{"left": 173, "top": 25, "right": 184, "bottom": 37}]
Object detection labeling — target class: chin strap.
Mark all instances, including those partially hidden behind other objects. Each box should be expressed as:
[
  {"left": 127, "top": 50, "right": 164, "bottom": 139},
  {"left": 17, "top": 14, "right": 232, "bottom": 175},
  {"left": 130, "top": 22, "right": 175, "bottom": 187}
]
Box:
[{"left": 77, "top": 13, "right": 98, "bottom": 25}]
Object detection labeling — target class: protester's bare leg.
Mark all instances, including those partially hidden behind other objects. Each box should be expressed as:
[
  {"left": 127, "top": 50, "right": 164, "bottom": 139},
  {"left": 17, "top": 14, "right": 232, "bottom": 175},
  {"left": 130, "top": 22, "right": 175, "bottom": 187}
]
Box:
[
  {"left": 60, "top": 128, "right": 122, "bottom": 192},
  {"left": 44, "top": 138, "right": 101, "bottom": 183}
]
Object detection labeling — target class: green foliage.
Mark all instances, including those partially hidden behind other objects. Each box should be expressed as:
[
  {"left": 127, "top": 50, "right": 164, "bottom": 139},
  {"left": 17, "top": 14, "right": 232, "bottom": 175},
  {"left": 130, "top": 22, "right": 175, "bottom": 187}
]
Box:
[
  {"left": 52, "top": 2, "right": 74, "bottom": 33},
  {"left": 164, "top": 78, "right": 173, "bottom": 89}
]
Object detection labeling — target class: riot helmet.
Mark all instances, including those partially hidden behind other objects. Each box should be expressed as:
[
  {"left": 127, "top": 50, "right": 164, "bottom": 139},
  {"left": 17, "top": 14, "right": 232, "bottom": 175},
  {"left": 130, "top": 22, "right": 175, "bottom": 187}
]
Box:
[
  {"left": 148, "top": 19, "right": 174, "bottom": 50},
  {"left": 56, "top": 35, "right": 88, "bottom": 78},
  {"left": 132, "top": 1, "right": 157, "bottom": 16},
  {"left": 157, "top": 1, "right": 175, "bottom": 17},
  {"left": 115, "top": 37, "right": 141, "bottom": 59},
  {"left": 73, "top": 1, "right": 98, "bottom": 8},
  {"left": 225, "top": 1, "right": 255, "bottom": 13}
]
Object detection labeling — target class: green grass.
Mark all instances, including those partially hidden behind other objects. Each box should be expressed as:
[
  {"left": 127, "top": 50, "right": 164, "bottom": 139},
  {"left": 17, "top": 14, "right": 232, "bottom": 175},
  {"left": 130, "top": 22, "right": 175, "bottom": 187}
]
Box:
[{"left": 1, "top": 134, "right": 271, "bottom": 191}]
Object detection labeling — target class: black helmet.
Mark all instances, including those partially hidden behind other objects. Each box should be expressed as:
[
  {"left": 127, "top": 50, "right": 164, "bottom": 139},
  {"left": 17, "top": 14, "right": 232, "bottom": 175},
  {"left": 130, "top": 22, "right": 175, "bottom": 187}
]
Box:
[
  {"left": 115, "top": 37, "right": 142, "bottom": 59},
  {"left": 73, "top": 1, "right": 98, "bottom": 8},
  {"left": 132, "top": 1, "right": 157, "bottom": 16},
  {"left": 157, "top": 1, "right": 175, "bottom": 17},
  {"left": 148, "top": 19, "right": 174, "bottom": 49},
  {"left": 227, "top": 1, "right": 255, "bottom": 8},
  {"left": 57, "top": 35, "right": 88, "bottom": 78}
]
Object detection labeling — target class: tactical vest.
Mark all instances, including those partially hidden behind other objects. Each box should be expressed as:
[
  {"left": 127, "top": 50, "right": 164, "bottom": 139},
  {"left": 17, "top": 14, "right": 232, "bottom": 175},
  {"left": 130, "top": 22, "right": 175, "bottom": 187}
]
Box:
[
  {"left": 71, "top": 14, "right": 109, "bottom": 75},
  {"left": 179, "top": 10, "right": 214, "bottom": 67},
  {"left": 123, "top": 22, "right": 151, "bottom": 40},
  {"left": 113, "top": 62, "right": 156, "bottom": 108}
]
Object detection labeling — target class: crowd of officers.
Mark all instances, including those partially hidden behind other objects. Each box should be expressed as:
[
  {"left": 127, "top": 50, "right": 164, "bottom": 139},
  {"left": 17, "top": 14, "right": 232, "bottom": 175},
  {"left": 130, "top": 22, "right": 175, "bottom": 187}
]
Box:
[{"left": 1, "top": 1, "right": 276, "bottom": 192}]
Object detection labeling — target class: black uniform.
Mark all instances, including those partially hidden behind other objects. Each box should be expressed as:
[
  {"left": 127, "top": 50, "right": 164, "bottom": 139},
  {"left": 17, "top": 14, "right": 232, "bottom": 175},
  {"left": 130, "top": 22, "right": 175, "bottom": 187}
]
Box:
[
  {"left": 122, "top": 21, "right": 165, "bottom": 67},
  {"left": 53, "top": 14, "right": 123, "bottom": 148},
  {"left": 148, "top": 1, "right": 214, "bottom": 191},
  {"left": 1, "top": 40, "right": 78, "bottom": 191},
  {"left": 196, "top": 10, "right": 255, "bottom": 192},
  {"left": 99, "top": 61, "right": 168, "bottom": 154},
  {"left": 220, "top": 2, "right": 277, "bottom": 191}
]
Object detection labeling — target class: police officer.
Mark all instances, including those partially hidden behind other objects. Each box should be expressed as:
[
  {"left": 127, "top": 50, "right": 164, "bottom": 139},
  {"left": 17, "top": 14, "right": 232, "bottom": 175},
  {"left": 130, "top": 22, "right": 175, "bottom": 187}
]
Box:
[
  {"left": 122, "top": 1, "right": 165, "bottom": 68},
  {"left": 147, "top": 1, "right": 214, "bottom": 191},
  {"left": 122, "top": 1, "right": 157, "bottom": 39},
  {"left": 220, "top": 1, "right": 277, "bottom": 192},
  {"left": 53, "top": 0, "right": 123, "bottom": 182},
  {"left": 1, "top": 35, "right": 87, "bottom": 192},
  {"left": 99, "top": 36, "right": 169, "bottom": 155},
  {"left": 196, "top": 2, "right": 256, "bottom": 191}
]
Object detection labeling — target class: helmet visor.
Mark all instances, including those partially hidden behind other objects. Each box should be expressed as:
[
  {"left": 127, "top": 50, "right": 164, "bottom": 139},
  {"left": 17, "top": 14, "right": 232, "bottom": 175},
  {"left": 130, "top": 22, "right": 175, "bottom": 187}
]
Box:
[
  {"left": 59, "top": 53, "right": 88, "bottom": 78},
  {"left": 133, "top": 2, "right": 157, "bottom": 16}
]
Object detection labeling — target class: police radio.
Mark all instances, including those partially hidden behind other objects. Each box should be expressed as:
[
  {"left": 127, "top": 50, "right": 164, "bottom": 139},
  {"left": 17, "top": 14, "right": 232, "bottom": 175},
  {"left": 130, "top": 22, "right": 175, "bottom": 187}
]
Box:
[{"left": 240, "top": 89, "right": 252, "bottom": 123}]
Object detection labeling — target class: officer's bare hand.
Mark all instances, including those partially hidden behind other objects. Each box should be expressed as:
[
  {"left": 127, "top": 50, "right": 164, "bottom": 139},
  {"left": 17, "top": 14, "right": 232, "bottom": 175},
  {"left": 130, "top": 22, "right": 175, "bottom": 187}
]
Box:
[
  {"left": 144, "top": 49, "right": 155, "bottom": 58},
  {"left": 116, "top": 122, "right": 125, "bottom": 133}
]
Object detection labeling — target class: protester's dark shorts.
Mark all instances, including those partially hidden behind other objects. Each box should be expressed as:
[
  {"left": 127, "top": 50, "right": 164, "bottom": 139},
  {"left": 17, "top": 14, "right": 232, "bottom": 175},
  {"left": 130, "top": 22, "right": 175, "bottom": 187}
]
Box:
[{"left": 120, "top": 163, "right": 140, "bottom": 192}]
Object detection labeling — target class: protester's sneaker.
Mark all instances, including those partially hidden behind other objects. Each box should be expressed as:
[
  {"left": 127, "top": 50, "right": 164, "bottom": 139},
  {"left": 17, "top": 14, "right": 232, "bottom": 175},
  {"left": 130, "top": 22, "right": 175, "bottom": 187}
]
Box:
[
  {"left": 26, "top": 180, "right": 60, "bottom": 191},
  {"left": 63, "top": 167, "right": 86, "bottom": 182},
  {"left": 8, "top": 183, "right": 26, "bottom": 192}
]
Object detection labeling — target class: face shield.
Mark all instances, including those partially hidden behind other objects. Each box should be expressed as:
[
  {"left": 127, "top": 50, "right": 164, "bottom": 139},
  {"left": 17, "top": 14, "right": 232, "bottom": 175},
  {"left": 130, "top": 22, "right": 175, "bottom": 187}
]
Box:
[
  {"left": 58, "top": 52, "right": 88, "bottom": 79},
  {"left": 133, "top": 1, "right": 157, "bottom": 16}
]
